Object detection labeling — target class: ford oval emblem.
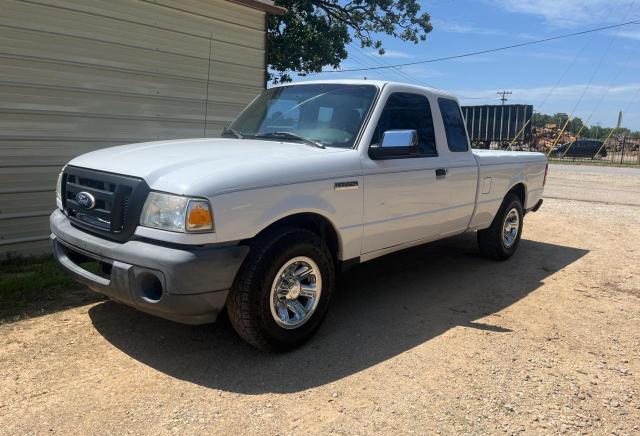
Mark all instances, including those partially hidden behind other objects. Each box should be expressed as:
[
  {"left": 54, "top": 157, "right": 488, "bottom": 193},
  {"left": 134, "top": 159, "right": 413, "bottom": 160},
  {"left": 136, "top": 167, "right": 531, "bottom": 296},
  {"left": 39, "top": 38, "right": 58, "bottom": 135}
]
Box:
[{"left": 75, "top": 191, "right": 96, "bottom": 209}]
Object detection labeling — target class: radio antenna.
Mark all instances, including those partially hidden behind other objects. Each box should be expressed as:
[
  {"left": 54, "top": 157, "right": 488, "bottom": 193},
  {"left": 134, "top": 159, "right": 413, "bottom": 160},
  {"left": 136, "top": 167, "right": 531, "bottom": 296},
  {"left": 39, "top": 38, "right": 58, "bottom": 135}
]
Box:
[{"left": 203, "top": 33, "right": 213, "bottom": 137}]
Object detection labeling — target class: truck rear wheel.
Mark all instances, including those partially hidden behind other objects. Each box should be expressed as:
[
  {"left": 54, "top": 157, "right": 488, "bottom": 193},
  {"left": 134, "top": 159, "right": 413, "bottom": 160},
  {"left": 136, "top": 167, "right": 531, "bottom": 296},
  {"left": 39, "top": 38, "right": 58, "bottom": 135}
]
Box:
[
  {"left": 226, "top": 228, "right": 335, "bottom": 352},
  {"left": 477, "top": 193, "right": 523, "bottom": 260}
]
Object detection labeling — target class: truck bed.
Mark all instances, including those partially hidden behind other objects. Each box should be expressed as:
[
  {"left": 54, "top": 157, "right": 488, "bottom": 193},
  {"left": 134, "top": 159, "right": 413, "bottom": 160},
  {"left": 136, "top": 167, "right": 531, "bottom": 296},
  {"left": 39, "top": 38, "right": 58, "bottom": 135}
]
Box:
[{"left": 469, "top": 149, "right": 547, "bottom": 230}]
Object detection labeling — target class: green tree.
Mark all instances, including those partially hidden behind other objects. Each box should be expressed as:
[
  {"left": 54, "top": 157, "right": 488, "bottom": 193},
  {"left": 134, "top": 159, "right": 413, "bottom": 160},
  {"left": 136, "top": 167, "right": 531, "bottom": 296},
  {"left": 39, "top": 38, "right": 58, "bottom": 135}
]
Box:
[
  {"left": 532, "top": 112, "right": 554, "bottom": 128},
  {"left": 567, "top": 117, "right": 584, "bottom": 135},
  {"left": 584, "top": 125, "right": 611, "bottom": 139},
  {"left": 267, "top": 0, "right": 433, "bottom": 83}
]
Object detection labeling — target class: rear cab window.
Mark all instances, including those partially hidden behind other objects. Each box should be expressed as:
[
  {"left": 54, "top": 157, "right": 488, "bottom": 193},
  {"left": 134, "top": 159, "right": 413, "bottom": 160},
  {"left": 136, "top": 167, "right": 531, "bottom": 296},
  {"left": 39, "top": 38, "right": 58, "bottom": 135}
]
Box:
[{"left": 438, "top": 98, "right": 469, "bottom": 152}]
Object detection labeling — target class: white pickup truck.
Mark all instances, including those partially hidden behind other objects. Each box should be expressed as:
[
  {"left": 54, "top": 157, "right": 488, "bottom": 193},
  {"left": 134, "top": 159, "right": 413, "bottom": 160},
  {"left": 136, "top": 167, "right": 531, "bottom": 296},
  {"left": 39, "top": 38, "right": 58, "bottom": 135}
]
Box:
[{"left": 50, "top": 80, "right": 547, "bottom": 351}]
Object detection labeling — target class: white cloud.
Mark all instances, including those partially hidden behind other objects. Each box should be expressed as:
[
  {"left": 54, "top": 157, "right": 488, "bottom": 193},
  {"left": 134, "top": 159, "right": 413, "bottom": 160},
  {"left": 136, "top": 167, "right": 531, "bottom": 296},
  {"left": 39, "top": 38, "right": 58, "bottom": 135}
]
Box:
[
  {"left": 622, "top": 59, "right": 640, "bottom": 68},
  {"left": 617, "top": 30, "right": 640, "bottom": 41},
  {"left": 515, "top": 32, "right": 540, "bottom": 40},
  {"left": 432, "top": 19, "right": 541, "bottom": 40},
  {"left": 517, "top": 51, "right": 588, "bottom": 62},
  {"left": 395, "top": 65, "right": 443, "bottom": 79},
  {"left": 433, "top": 19, "right": 507, "bottom": 36},
  {"left": 456, "top": 83, "right": 640, "bottom": 105},
  {"left": 367, "top": 49, "right": 413, "bottom": 59},
  {"left": 491, "top": 0, "right": 636, "bottom": 26},
  {"left": 451, "top": 56, "right": 497, "bottom": 64}
]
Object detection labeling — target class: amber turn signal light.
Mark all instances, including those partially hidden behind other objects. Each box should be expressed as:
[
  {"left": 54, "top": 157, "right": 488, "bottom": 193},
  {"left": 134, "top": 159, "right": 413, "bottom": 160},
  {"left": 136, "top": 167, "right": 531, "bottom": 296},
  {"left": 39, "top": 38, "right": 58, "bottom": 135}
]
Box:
[{"left": 186, "top": 200, "right": 213, "bottom": 232}]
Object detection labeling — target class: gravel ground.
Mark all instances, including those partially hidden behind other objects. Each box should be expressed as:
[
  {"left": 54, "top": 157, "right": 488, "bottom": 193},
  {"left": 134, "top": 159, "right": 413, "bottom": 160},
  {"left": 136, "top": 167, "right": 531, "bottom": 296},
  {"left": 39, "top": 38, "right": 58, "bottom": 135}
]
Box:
[
  {"left": 545, "top": 163, "right": 640, "bottom": 206},
  {"left": 1, "top": 166, "right": 639, "bottom": 435}
]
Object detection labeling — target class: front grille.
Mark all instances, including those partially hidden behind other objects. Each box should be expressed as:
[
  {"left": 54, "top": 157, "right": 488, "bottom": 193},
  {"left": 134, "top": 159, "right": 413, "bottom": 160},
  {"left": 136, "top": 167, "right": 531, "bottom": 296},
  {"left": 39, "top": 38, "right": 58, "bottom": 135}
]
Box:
[{"left": 62, "top": 166, "right": 149, "bottom": 242}]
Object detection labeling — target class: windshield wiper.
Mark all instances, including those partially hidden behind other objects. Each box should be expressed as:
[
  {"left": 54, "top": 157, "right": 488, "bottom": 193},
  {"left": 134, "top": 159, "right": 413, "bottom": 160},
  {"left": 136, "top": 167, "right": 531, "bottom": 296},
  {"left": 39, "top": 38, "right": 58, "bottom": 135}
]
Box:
[
  {"left": 221, "top": 127, "right": 244, "bottom": 139},
  {"left": 255, "top": 131, "right": 325, "bottom": 149}
]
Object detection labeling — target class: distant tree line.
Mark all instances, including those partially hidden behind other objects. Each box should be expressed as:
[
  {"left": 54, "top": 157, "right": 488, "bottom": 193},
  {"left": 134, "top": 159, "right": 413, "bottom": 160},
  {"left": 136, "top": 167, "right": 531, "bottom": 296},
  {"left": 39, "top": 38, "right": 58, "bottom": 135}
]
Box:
[{"left": 532, "top": 113, "right": 640, "bottom": 139}]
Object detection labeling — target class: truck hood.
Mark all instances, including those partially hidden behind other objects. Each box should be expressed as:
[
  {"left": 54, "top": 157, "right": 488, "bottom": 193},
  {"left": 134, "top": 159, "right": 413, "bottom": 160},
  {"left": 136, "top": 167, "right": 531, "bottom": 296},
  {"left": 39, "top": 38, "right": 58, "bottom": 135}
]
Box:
[{"left": 68, "top": 138, "right": 362, "bottom": 197}]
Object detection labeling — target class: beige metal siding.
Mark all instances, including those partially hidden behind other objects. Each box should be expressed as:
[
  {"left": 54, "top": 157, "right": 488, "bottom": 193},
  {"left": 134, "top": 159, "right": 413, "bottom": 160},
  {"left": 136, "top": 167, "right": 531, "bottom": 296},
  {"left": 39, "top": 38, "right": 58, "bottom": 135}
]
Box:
[{"left": 0, "top": 0, "right": 267, "bottom": 257}]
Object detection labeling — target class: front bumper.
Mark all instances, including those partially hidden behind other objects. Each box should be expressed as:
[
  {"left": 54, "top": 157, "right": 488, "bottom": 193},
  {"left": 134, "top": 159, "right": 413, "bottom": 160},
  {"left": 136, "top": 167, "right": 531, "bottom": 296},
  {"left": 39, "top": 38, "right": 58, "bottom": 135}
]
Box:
[{"left": 50, "top": 210, "right": 249, "bottom": 324}]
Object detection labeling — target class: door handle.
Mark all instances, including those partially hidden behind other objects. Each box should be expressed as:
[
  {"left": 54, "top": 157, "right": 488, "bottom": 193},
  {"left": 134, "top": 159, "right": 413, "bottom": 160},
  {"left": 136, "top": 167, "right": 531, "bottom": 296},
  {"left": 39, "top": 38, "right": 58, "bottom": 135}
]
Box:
[{"left": 435, "top": 168, "right": 447, "bottom": 178}]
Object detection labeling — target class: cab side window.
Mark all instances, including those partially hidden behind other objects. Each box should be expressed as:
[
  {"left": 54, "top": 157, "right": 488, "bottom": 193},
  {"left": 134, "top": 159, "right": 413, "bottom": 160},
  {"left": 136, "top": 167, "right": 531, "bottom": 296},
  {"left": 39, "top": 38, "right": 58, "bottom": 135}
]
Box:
[
  {"left": 371, "top": 92, "right": 437, "bottom": 157},
  {"left": 438, "top": 98, "right": 469, "bottom": 152}
]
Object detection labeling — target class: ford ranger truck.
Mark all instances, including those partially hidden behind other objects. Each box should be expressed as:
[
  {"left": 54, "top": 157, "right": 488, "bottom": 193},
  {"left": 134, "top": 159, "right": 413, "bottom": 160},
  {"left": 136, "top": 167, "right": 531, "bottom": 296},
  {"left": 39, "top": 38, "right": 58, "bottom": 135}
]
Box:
[{"left": 50, "top": 80, "right": 547, "bottom": 351}]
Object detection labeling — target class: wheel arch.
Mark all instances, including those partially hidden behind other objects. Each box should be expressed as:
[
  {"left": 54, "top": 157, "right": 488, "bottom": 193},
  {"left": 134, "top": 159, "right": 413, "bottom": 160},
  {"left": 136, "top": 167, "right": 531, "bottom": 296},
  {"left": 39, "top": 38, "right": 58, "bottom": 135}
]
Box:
[
  {"left": 248, "top": 212, "right": 342, "bottom": 263},
  {"left": 506, "top": 182, "right": 526, "bottom": 208}
]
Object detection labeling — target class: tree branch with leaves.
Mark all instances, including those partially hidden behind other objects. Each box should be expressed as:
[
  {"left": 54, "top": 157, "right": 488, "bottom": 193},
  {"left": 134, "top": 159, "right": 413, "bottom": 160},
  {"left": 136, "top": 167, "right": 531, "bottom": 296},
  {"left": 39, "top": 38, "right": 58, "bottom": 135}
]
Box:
[{"left": 267, "top": 0, "right": 433, "bottom": 83}]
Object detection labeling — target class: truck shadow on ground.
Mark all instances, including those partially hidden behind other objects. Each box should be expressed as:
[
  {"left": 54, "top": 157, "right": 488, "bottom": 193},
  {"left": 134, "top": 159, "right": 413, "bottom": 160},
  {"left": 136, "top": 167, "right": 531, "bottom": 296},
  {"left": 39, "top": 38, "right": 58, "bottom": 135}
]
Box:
[{"left": 90, "top": 233, "right": 588, "bottom": 394}]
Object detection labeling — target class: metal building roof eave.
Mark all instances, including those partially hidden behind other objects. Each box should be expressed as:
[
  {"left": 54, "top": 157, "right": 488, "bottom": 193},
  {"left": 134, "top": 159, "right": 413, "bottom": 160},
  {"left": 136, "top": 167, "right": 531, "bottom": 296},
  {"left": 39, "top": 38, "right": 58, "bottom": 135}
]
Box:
[{"left": 229, "top": 0, "right": 286, "bottom": 15}]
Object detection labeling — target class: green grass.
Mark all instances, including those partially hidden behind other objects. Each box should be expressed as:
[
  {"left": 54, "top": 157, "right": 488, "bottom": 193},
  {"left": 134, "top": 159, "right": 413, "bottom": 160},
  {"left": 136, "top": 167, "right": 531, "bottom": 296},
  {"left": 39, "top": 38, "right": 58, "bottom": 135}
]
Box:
[
  {"left": 0, "top": 255, "right": 98, "bottom": 320},
  {"left": 0, "top": 255, "right": 79, "bottom": 303}
]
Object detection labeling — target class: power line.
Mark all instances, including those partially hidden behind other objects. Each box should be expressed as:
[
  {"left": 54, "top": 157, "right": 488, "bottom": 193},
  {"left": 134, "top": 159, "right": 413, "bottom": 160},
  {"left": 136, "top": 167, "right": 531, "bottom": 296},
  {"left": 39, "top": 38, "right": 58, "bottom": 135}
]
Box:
[
  {"left": 346, "top": 43, "right": 409, "bottom": 83},
  {"left": 315, "top": 20, "right": 640, "bottom": 74},
  {"left": 531, "top": 1, "right": 619, "bottom": 113},
  {"left": 578, "top": 14, "right": 640, "bottom": 136},
  {"left": 497, "top": 91, "right": 512, "bottom": 105},
  {"left": 533, "top": 34, "right": 593, "bottom": 112},
  {"left": 568, "top": 4, "right": 635, "bottom": 118},
  {"left": 549, "top": 0, "right": 637, "bottom": 154},
  {"left": 459, "top": 95, "right": 501, "bottom": 100},
  {"left": 350, "top": 47, "right": 503, "bottom": 100},
  {"left": 347, "top": 43, "right": 424, "bottom": 85},
  {"left": 501, "top": 3, "right": 636, "bottom": 150},
  {"left": 473, "top": 3, "right": 619, "bottom": 136}
]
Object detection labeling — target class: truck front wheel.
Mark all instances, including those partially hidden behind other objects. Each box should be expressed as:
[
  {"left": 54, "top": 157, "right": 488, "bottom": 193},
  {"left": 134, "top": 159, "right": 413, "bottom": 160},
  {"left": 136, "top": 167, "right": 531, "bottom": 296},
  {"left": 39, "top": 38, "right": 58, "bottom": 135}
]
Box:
[
  {"left": 477, "top": 193, "right": 524, "bottom": 260},
  {"left": 226, "top": 228, "right": 335, "bottom": 352}
]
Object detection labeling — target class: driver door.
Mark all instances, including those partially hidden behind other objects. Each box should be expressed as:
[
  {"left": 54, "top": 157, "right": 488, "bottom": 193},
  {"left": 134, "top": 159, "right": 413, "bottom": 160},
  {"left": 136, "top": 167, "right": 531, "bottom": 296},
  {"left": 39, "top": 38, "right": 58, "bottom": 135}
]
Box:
[{"left": 361, "top": 91, "right": 450, "bottom": 254}]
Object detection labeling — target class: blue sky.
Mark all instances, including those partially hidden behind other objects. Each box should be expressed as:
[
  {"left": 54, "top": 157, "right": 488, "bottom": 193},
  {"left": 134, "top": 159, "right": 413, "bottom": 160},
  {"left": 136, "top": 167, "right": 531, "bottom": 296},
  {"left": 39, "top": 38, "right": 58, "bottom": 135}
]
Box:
[{"left": 293, "top": 0, "right": 640, "bottom": 130}]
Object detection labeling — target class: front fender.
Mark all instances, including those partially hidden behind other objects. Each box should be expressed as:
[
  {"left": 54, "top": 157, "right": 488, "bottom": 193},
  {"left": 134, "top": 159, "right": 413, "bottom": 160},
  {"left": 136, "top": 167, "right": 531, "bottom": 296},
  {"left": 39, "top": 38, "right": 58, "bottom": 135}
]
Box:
[
  {"left": 256, "top": 194, "right": 338, "bottom": 231},
  {"left": 211, "top": 177, "right": 364, "bottom": 260}
]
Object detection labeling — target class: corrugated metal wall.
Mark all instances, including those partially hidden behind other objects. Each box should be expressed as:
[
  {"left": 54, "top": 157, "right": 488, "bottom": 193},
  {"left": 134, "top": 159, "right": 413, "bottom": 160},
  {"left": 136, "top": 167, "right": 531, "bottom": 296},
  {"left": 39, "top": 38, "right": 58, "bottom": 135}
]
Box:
[
  {"left": 0, "top": 0, "right": 267, "bottom": 257},
  {"left": 461, "top": 105, "right": 534, "bottom": 143}
]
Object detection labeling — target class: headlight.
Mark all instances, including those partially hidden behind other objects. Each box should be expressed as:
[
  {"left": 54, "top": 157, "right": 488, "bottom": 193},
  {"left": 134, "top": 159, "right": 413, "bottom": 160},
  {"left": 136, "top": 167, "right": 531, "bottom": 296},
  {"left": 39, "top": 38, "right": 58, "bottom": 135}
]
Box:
[
  {"left": 56, "top": 172, "right": 63, "bottom": 201},
  {"left": 140, "top": 192, "right": 214, "bottom": 233},
  {"left": 56, "top": 166, "right": 66, "bottom": 206}
]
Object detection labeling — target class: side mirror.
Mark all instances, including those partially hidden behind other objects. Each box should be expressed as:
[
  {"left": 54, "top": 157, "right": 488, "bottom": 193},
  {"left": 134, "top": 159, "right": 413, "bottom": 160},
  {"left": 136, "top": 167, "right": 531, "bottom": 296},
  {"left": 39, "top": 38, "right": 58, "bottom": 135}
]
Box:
[
  {"left": 369, "top": 129, "right": 418, "bottom": 159},
  {"left": 381, "top": 130, "right": 418, "bottom": 148}
]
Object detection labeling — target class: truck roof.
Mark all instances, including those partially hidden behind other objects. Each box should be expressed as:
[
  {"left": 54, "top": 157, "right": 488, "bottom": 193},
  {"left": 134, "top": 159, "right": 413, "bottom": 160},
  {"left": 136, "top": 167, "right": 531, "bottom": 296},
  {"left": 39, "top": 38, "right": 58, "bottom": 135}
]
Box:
[{"left": 271, "top": 79, "right": 458, "bottom": 100}]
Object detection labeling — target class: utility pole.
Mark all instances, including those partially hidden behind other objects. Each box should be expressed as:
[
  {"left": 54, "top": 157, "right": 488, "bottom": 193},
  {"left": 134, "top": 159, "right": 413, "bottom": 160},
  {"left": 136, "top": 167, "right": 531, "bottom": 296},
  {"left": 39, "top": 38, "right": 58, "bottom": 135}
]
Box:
[{"left": 497, "top": 91, "right": 512, "bottom": 106}]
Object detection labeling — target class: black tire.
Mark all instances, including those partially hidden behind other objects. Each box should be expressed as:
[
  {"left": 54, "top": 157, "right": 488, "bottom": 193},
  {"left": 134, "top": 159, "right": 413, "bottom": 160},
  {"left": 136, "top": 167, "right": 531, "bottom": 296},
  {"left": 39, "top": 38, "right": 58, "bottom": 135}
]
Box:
[
  {"left": 477, "top": 193, "right": 524, "bottom": 261},
  {"left": 226, "top": 227, "right": 335, "bottom": 352}
]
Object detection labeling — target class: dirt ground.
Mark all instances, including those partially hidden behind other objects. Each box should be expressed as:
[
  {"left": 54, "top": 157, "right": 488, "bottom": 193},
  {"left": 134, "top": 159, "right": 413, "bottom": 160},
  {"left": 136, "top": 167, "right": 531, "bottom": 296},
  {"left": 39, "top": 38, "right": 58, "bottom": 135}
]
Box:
[{"left": 1, "top": 164, "right": 639, "bottom": 435}]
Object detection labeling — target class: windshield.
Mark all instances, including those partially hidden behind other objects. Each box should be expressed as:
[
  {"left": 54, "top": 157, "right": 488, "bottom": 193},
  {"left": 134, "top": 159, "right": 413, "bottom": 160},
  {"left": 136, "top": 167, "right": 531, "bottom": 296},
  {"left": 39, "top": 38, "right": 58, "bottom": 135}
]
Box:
[{"left": 225, "top": 84, "right": 378, "bottom": 148}]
